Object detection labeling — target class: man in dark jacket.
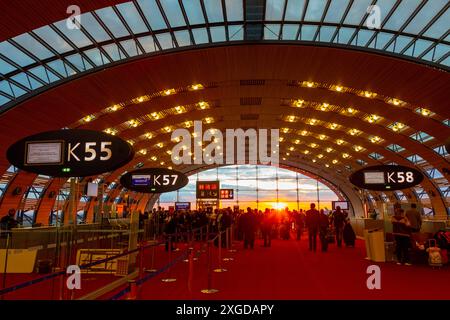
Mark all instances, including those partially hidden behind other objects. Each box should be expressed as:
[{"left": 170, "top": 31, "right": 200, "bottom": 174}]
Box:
[
  {"left": 0, "top": 209, "right": 18, "bottom": 230},
  {"left": 242, "top": 208, "right": 256, "bottom": 249},
  {"left": 305, "top": 203, "right": 320, "bottom": 252},
  {"left": 332, "top": 206, "right": 346, "bottom": 248}
]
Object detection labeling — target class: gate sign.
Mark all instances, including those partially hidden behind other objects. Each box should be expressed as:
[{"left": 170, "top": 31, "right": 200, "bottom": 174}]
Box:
[
  {"left": 6, "top": 129, "right": 134, "bottom": 177},
  {"left": 349, "top": 165, "right": 424, "bottom": 191},
  {"left": 120, "top": 168, "right": 188, "bottom": 193}
]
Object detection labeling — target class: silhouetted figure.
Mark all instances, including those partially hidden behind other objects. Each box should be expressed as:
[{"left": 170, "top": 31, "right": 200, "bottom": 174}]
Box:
[
  {"left": 164, "top": 214, "right": 177, "bottom": 251},
  {"left": 391, "top": 208, "right": 412, "bottom": 265},
  {"left": 332, "top": 206, "right": 346, "bottom": 248},
  {"left": 318, "top": 209, "right": 329, "bottom": 252},
  {"left": 242, "top": 208, "right": 256, "bottom": 249},
  {"left": 0, "top": 209, "right": 18, "bottom": 231},
  {"left": 343, "top": 218, "right": 356, "bottom": 247},
  {"left": 405, "top": 203, "right": 422, "bottom": 233},
  {"left": 261, "top": 209, "right": 273, "bottom": 247},
  {"left": 305, "top": 203, "right": 320, "bottom": 252},
  {"left": 294, "top": 209, "right": 305, "bottom": 240}
]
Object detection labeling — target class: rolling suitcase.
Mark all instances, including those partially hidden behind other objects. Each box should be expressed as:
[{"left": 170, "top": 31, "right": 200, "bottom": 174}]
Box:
[{"left": 426, "top": 239, "right": 443, "bottom": 268}]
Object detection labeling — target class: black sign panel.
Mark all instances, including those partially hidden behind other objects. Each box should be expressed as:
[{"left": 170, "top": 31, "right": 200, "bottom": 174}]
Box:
[
  {"left": 6, "top": 129, "right": 134, "bottom": 177},
  {"left": 196, "top": 181, "right": 220, "bottom": 199},
  {"left": 220, "top": 189, "right": 234, "bottom": 199},
  {"left": 349, "top": 165, "right": 424, "bottom": 191},
  {"left": 120, "top": 168, "right": 188, "bottom": 193}
]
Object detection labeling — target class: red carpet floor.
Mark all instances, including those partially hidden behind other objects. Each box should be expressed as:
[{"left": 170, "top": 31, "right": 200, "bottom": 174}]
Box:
[{"left": 122, "top": 233, "right": 450, "bottom": 300}]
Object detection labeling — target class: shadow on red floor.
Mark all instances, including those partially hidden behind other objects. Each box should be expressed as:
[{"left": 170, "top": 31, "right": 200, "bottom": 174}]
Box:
[{"left": 111, "top": 233, "right": 450, "bottom": 300}]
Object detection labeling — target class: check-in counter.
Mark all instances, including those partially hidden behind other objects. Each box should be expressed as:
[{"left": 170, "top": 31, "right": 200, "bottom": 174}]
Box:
[{"left": 351, "top": 218, "right": 385, "bottom": 238}]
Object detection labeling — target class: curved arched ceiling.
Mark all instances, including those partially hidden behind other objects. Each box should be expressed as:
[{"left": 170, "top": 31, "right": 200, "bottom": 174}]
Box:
[
  {"left": 0, "top": 42, "right": 449, "bottom": 215},
  {"left": 0, "top": 0, "right": 449, "bottom": 109}
]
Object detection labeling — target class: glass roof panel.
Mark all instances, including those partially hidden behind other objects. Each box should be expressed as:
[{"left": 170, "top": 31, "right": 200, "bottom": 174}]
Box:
[
  {"left": 228, "top": 25, "right": 244, "bottom": 41},
  {"left": 354, "top": 29, "right": 375, "bottom": 47},
  {"left": 383, "top": 0, "right": 421, "bottom": 31},
  {"left": 12, "top": 33, "right": 53, "bottom": 60},
  {"left": 265, "top": 24, "right": 281, "bottom": 40},
  {"left": 225, "top": 0, "right": 244, "bottom": 21},
  {"left": 137, "top": 0, "right": 167, "bottom": 30},
  {"left": 28, "top": 65, "right": 50, "bottom": 83},
  {"left": 0, "top": 95, "right": 10, "bottom": 106},
  {"left": 192, "top": 28, "right": 209, "bottom": 44},
  {"left": 47, "top": 60, "right": 68, "bottom": 77},
  {"left": 335, "top": 27, "right": 354, "bottom": 44},
  {"left": 33, "top": 25, "right": 73, "bottom": 54},
  {"left": 138, "top": 35, "right": 158, "bottom": 52},
  {"left": 0, "top": 57, "right": 16, "bottom": 74},
  {"left": 95, "top": 7, "right": 130, "bottom": 38},
  {"left": 301, "top": 25, "right": 318, "bottom": 41},
  {"left": 403, "top": 0, "right": 447, "bottom": 35},
  {"left": 441, "top": 56, "right": 450, "bottom": 67},
  {"left": 120, "top": 39, "right": 140, "bottom": 56},
  {"left": 116, "top": 2, "right": 149, "bottom": 34},
  {"left": 159, "top": 0, "right": 187, "bottom": 28},
  {"left": 282, "top": 24, "right": 299, "bottom": 40},
  {"left": 304, "top": 0, "right": 327, "bottom": 22},
  {"left": 266, "top": 0, "right": 286, "bottom": 21},
  {"left": 174, "top": 30, "right": 192, "bottom": 46},
  {"left": 53, "top": 20, "right": 93, "bottom": 47},
  {"left": 204, "top": 0, "right": 224, "bottom": 23},
  {"left": 318, "top": 26, "right": 336, "bottom": 42},
  {"left": 10, "top": 83, "right": 27, "bottom": 97},
  {"left": 66, "top": 53, "right": 93, "bottom": 71},
  {"left": 103, "top": 43, "right": 122, "bottom": 61},
  {"left": 84, "top": 48, "right": 105, "bottom": 66},
  {"left": 156, "top": 33, "right": 175, "bottom": 49},
  {"left": 0, "top": 80, "right": 13, "bottom": 96},
  {"left": 285, "top": 0, "right": 305, "bottom": 21},
  {"left": 371, "top": 32, "right": 393, "bottom": 49},
  {"left": 343, "top": 0, "right": 372, "bottom": 25},
  {"left": 210, "top": 26, "right": 226, "bottom": 42},
  {"left": 0, "top": 41, "right": 35, "bottom": 67},
  {"left": 79, "top": 12, "right": 111, "bottom": 42},
  {"left": 424, "top": 8, "right": 450, "bottom": 39},
  {"left": 182, "top": 0, "right": 205, "bottom": 25},
  {"left": 11, "top": 73, "right": 31, "bottom": 89},
  {"left": 324, "top": 0, "right": 350, "bottom": 23}
]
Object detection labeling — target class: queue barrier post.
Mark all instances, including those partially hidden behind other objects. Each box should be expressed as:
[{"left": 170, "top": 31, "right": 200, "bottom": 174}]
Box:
[
  {"left": 222, "top": 228, "right": 234, "bottom": 262},
  {"left": 200, "top": 240, "right": 218, "bottom": 294},
  {"left": 213, "top": 231, "right": 227, "bottom": 273},
  {"left": 161, "top": 236, "right": 176, "bottom": 283}
]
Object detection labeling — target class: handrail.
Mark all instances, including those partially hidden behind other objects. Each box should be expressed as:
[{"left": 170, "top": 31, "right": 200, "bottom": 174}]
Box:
[{"left": 0, "top": 225, "right": 209, "bottom": 296}]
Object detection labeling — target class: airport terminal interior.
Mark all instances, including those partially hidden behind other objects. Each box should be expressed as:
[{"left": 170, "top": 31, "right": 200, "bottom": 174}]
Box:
[{"left": 0, "top": 0, "right": 449, "bottom": 300}]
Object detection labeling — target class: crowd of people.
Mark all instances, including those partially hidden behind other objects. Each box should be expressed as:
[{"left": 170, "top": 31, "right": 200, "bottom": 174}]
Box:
[{"left": 140, "top": 204, "right": 356, "bottom": 253}]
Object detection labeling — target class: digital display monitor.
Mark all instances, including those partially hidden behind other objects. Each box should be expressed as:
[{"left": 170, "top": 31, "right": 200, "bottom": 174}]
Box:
[
  {"left": 175, "top": 202, "right": 191, "bottom": 210},
  {"left": 332, "top": 201, "right": 349, "bottom": 210},
  {"left": 131, "top": 175, "right": 151, "bottom": 186},
  {"left": 220, "top": 189, "right": 234, "bottom": 199},
  {"left": 25, "top": 141, "right": 63, "bottom": 165},
  {"left": 364, "top": 171, "right": 385, "bottom": 184}
]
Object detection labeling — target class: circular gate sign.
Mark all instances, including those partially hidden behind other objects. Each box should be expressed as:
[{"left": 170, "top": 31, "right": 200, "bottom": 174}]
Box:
[
  {"left": 120, "top": 168, "right": 189, "bottom": 193},
  {"left": 349, "top": 165, "right": 423, "bottom": 191},
  {"left": 6, "top": 129, "right": 134, "bottom": 177}
]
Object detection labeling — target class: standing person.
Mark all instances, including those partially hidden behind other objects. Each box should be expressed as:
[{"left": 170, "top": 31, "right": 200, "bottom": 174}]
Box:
[
  {"left": 0, "top": 209, "right": 19, "bottom": 231},
  {"left": 332, "top": 206, "right": 346, "bottom": 248},
  {"left": 294, "top": 209, "right": 305, "bottom": 241},
  {"left": 243, "top": 208, "right": 256, "bottom": 249},
  {"left": 305, "top": 203, "right": 320, "bottom": 252},
  {"left": 405, "top": 203, "right": 422, "bottom": 233},
  {"left": 163, "top": 214, "right": 177, "bottom": 251},
  {"left": 343, "top": 218, "right": 356, "bottom": 247},
  {"left": 261, "top": 209, "right": 273, "bottom": 247},
  {"left": 318, "top": 209, "right": 330, "bottom": 252},
  {"left": 391, "top": 208, "right": 412, "bottom": 265}
]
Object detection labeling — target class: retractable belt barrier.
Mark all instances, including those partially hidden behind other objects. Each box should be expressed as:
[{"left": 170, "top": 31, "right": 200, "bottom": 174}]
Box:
[{"left": 0, "top": 225, "right": 208, "bottom": 297}]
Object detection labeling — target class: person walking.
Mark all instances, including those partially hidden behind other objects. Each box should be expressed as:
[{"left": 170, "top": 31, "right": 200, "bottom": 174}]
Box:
[
  {"left": 305, "top": 203, "right": 320, "bottom": 252},
  {"left": 318, "top": 209, "right": 330, "bottom": 252},
  {"left": 405, "top": 203, "right": 422, "bottom": 233}
]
